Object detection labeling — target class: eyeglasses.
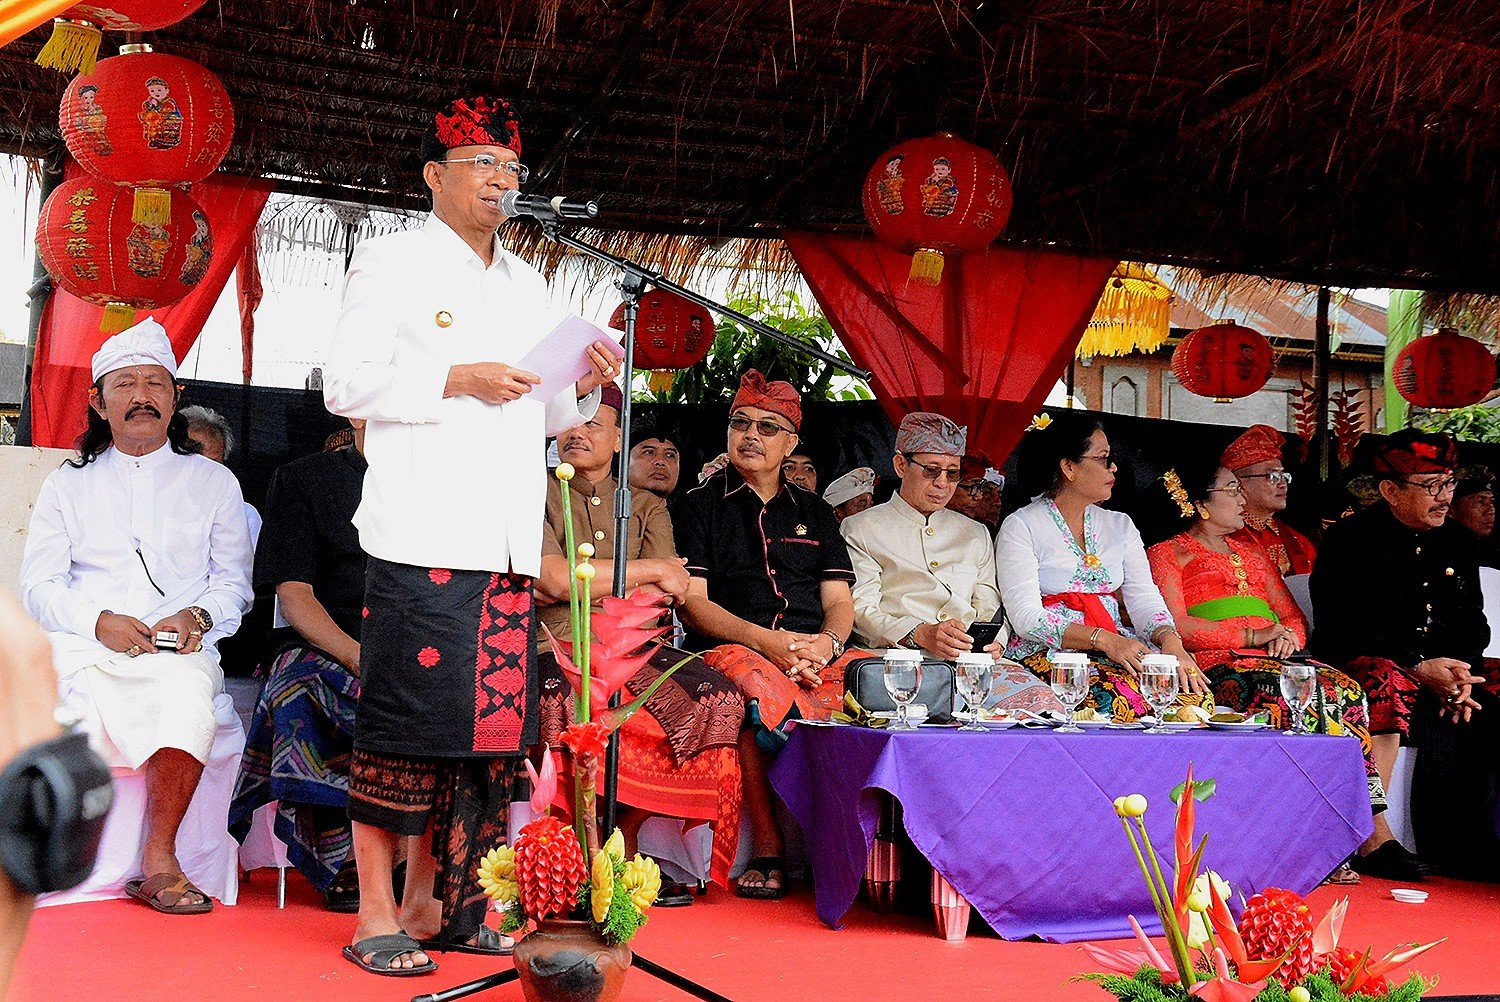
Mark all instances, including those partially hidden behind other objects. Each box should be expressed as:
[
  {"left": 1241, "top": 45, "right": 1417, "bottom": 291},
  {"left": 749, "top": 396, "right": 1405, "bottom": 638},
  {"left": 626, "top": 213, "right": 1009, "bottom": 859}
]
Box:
[
  {"left": 1401, "top": 476, "right": 1458, "bottom": 498},
  {"left": 1078, "top": 453, "right": 1117, "bottom": 469},
  {"left": 904, "top": 455, "right": 962, "bottom": 483},
  {"left": 956, "top": 480, "right": 1001, "bottom": 496},
  {"left": 1239, "top": 470, "right": 1293, "bottom": 486},
  {"left": 1205, "top": 485, "right": 1243, "bottom": 497},
  {"left": 443, "top": 154, "right": 530, "bottom": 183},
  {"left": 728, "top": 415, "right": 795, "bottom": 438}
]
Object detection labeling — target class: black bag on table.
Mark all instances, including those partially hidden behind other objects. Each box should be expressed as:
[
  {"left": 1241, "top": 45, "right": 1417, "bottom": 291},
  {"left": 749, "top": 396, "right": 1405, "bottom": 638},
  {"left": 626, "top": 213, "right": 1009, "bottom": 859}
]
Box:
[{"left": 843, "top": 655, "right": 956, "bottom": 719}]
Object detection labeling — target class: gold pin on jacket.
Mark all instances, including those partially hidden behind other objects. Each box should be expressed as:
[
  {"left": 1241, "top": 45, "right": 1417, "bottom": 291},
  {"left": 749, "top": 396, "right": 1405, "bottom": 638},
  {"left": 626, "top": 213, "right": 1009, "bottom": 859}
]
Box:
[{"left": 795, "top": 524, "right": 808, "bottom": 537}]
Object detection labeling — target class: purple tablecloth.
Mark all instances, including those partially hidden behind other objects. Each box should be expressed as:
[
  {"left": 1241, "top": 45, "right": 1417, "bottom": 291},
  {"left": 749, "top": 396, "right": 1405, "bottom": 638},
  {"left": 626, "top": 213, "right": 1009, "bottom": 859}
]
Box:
[{"left": 769, "top": 724, "right": 1373, "bottom": 943}]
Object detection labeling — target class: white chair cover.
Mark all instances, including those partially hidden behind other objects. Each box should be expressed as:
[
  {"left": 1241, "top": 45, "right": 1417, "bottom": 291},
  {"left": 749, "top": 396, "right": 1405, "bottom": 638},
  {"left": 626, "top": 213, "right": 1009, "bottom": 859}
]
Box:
[{"left": 1285, "top": 573, "right": 1313, "bottom": 629}]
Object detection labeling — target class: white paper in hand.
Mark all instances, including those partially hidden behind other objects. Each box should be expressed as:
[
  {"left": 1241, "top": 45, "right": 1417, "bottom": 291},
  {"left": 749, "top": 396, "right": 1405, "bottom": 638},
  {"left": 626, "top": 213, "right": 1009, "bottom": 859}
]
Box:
[{"left": 517, "top": 315, "right": 625, "bottom": 403}]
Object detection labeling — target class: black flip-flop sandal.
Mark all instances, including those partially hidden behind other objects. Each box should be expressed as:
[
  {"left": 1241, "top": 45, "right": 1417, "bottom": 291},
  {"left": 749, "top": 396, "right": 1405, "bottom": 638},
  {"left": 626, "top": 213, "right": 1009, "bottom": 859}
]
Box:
[
  {"left": 735, "top": 856, "right": 788, "bottom": 900},
  {"left": 655, "top": 879, "right": 695, "bottom": 907},
  {"left": 342, "top": 932, "right": 438, "bottom": 976},
  {"left": 323, "top": 864, "right": 360, "bottom": 913},
  {"left": 418, "top": 925, "right": 514, "bottom": 956}
]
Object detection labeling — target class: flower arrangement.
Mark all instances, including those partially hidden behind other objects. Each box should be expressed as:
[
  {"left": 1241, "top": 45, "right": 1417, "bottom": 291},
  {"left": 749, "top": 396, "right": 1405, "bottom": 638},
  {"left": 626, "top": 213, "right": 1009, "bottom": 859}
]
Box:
[
  {"left": 476, "top": 461, "right": 698, "bottom": 945},
  {"left": 1079, "top": 768, "right": 1442, "bottom": 1001}
]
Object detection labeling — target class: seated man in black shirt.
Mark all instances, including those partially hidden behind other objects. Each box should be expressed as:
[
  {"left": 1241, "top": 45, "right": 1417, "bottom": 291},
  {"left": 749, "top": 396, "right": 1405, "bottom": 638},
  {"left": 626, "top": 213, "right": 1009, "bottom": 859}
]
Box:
[
  {"left": 229, "top": 420, "right": 369, "bottom": 910},
  {"left": 1311, "top": 430, "right": 1500, "bottom": 880},
  {"left": 673, "top": 371, "right": 860, "bottom": 900}
]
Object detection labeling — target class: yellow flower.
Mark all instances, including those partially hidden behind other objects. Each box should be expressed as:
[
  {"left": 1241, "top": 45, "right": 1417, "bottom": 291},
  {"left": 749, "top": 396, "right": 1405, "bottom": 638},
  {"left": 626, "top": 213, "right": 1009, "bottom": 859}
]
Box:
[
  {"left": 555, "top": 463, "right": 575, "bottom": 481},
  {"left": 603, "top": 828, "right": 625, "bottom": 865},
  {"left": 622, "top": 854, "right": 661, "bottom": 911},
  {"left": 578, "top": 543, "right": 596, "bottom": 559},
  {"left": 1121, "top": 794, "right": 1148, "bottom": 817},
  {"left": 1027, "top": 413, "right": 1052, "bottom": 432},
  {"left": 477, "top": 845, "right": 518, "bottom": 901},
  {"left": 576, "top": 563, "right": 597, "bottom": 582},
  {"left": 590, "top": 848, "right": 615, "bottom": 923},
  {"left": 1185, "top": 871, "right": 1231, "bottom": 949}
]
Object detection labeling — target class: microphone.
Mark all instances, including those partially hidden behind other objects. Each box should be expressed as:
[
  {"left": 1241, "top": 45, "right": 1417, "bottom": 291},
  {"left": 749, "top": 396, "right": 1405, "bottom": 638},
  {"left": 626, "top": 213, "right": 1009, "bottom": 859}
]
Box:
[{"left": 499, "top": 190, "right": 599, "bottom": 222}]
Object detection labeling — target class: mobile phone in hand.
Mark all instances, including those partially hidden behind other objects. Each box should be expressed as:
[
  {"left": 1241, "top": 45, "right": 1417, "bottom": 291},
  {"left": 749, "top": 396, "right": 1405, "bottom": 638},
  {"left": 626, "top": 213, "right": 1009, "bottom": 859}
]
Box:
[{"left": 968, "top": 621, "right": 1004, "bottom": 653}]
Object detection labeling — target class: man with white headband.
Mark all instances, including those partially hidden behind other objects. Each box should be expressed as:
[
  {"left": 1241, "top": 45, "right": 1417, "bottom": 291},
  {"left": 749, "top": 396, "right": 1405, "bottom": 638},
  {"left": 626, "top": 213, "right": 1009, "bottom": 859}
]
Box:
[
  {"left": 823, "top": 466, "right": 876, "bottom": 522},
  {"left": 20, "top": 317, "right": 253, "bottom": 915}
]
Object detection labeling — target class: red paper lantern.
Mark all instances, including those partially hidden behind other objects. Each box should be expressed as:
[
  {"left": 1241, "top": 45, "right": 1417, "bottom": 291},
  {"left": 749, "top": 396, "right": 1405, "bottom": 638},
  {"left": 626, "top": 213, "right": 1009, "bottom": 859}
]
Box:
[
  {"left": 861, "top": 133, "right": 1012, "bottom": 286},
  {"left": 608, "top": 290, "right": 715, "bottom": 392},
  {"left": 1171, "top": 320, "right": 1276, "bottom": 402},
  {"left": 59, "top": 46, "right": 234, "bottom": 225},
  {"left": 36, "top": 176, "right": 213, "bottom": 332},
  {"left": 1393, "top": 328, "right": 1495, "bottom": 409},
  {"left": 35, "top": 0, "right": 209, "bottom": 74}
]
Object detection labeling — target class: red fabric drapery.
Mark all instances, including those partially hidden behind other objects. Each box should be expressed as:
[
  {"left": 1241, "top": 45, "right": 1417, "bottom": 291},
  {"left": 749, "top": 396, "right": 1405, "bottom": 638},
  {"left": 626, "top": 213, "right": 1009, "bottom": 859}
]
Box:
[
  {"left": 29, "top": 169, "right": 273, "bottom": 449},
  {"left": 783, "top": 232, "right": 1116, "bottom": 464},
  {"left": 236, "top": 234, "right": 263, "bottom": 384}
]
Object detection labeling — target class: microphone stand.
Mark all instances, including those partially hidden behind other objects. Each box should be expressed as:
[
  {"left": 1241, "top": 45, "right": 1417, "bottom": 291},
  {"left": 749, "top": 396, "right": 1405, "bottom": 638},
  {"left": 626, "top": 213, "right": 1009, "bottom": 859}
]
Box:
[{"left": 413, "top": 207, "right": 869, "bottom": 1002}]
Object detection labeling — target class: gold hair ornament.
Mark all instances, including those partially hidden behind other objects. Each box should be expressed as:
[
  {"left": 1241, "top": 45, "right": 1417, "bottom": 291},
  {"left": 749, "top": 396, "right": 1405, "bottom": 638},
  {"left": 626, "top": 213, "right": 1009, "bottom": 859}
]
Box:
[{"left": 1161, "top": 469, "right": 1195, "bottom": 518}]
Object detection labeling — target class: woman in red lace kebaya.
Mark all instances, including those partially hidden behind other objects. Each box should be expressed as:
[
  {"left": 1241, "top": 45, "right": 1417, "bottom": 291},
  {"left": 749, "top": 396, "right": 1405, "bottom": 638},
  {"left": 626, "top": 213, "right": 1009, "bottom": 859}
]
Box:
[{"left": 1146, "top": 456, "right": 1392, "bottom": 848}]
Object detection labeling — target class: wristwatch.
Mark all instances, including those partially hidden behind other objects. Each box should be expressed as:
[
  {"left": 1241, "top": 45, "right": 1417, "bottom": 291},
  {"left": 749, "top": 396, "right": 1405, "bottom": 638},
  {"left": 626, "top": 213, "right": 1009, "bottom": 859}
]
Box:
[
  {"left": 822, "top": 631, "right": 845, "bottom": 659},
  {"left": 186, "top": 606, "right": 213, "bottom": 633}
]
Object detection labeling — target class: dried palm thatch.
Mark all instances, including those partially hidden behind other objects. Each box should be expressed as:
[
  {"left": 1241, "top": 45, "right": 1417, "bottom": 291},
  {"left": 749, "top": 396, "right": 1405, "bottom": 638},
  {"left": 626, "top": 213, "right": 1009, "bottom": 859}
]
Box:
[{"left": 3, "top": 0, "right": 1500, "bottom": 293}]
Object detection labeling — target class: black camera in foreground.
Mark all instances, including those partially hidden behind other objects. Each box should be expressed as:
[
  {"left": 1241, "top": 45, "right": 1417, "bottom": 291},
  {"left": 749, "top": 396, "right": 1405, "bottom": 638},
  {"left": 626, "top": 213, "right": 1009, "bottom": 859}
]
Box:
[{"left": 0, "top": 731, "right": 112, "bottom": 894}]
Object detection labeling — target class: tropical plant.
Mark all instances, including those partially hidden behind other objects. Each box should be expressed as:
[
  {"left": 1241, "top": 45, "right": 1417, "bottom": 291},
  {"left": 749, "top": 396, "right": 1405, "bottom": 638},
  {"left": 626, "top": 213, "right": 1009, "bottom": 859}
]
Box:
[
  {"left": 630, "top": 290, "right": 872, "bottom": 404},
  {"left": 477, "top": 463, "right": 703, "bottom": 945},
  {"left": 1412, "top": 403, "right": 1500, "bottom": 443}
]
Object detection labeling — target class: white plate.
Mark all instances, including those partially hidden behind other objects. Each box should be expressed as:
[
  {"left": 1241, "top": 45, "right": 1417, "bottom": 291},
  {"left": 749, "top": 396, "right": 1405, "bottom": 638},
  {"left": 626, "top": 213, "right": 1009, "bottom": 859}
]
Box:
[
  {"left": 976, "top": 717, "right": 1021, "bottom": 730},
  {"left": 1071, "top": 718, "right": 1112, "bottom": 729},
  {"left": 1139, "top": 718, "right": 1204, "bottom": 731},
  {"left": 1105, "top": 721, "right": 1146, "bottom": 731},
  {"left": 1391, "top": 888, "right": 1428, "bottom": 904},
  {"left": 1207, "top": 720, "right": 1270, "bottom": 731}
]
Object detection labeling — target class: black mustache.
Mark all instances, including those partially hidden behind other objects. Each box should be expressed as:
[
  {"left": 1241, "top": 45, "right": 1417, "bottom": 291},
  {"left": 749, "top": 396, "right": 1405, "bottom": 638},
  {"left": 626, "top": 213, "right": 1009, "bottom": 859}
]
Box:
[{"left": 125, "top": 404, "right": 161, "bottom": 420}]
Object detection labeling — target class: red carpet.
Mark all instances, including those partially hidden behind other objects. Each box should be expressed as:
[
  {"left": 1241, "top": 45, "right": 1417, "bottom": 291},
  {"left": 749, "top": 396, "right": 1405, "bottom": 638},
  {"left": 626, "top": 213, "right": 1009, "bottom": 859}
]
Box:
[{"left": 11, "top": 871, "right": 1500, "bottom": 1000}]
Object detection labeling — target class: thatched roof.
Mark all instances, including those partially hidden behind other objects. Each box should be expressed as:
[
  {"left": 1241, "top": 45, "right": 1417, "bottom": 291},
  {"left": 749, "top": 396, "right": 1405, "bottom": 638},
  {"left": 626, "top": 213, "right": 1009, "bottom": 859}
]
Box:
[{"left": 3, "top": 0, "right": 1500, "bottom": 292}]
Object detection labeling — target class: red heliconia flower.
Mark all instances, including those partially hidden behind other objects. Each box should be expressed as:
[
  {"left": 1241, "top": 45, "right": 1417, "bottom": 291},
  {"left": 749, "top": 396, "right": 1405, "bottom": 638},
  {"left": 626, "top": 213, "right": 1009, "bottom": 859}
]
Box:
[
  {"left": 545, "top": 589, "right": 670, "bottom": 709},
  {"left": 1240, "top": 887, "right": 1317, "bottom": 985},
  {"left": 514, "top": 815, "right": 587, "bottom": 920},
  {"left": 1326, "top": 947, "right": 1390, "bottom": 997}
]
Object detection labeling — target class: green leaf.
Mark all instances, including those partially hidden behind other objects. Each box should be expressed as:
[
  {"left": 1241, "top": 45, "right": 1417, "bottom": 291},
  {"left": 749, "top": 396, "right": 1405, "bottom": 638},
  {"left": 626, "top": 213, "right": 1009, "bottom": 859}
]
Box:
[{"left": 1169, "top": 778, "right": 1217, "bottom": 804}]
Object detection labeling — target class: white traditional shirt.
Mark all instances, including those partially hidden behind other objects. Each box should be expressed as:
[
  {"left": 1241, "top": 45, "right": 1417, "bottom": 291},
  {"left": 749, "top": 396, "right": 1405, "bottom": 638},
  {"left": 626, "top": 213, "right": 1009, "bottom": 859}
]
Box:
[
  {"left": 995, "top": 497, "right": 1173, "bottom": 661},
  {"left": 323, "top": 214, "right": 600, "bottom": 575},
  {"left": 842, "top": 491, "right": 1002, "bottom": 651},
  {"left": 20, "top": 443, "right": 254, "bottom": 665}
]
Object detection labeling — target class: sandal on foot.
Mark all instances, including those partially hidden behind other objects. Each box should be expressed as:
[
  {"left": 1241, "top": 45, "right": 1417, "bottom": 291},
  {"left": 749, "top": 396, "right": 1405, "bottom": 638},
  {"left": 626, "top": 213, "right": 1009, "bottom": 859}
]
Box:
[
  {"left": 736, "top": 856, "right": 788, "bottom": 900},
  {"left": 125, "top": 873, "right": 213, "bottom": 915},
  {"left": 1353, "top": 840, "right": 1429, "bottom": 881},
  {"left": 1323, "top": 862, "right": 1361, "bottom": 886},
  {"left": 655, "top": 879, "right": 695, "bottom": 907},
  {"left": 417, "top": 925, "right": 513, "bottom": 956},
  {"left": 323, "top": 864, "right": 360, "bottom": 913},
  {"left": 342, "top": 932, "right": 438, "bottom": 976}
]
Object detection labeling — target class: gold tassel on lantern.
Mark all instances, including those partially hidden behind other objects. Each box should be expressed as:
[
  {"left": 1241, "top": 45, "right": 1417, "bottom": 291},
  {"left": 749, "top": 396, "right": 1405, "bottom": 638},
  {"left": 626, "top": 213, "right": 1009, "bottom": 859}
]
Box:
[
  {"left": 909, "top": 248, "right": 946, "bottom": 287},
  {"left": 133, "top": 188, "right": 173, "bottom": 226},
  {"left": 647, "top": 370, "right": 675, "bottom": 394},
  {"left": 34, "top": 18, "right": 103, "bottom": 74},
  {"left": 1076, "top": 262, "right": 1174, "bottom": 359},
  {"left": 100, "top": 304, "right": 137, "bottom": 333}
]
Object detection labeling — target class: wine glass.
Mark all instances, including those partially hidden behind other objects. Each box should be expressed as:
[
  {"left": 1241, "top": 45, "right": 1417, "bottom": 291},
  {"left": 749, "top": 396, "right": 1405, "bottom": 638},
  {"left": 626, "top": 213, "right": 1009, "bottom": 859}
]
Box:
[
  {"left": 1140, "top": 662, "right": 1181, "bottom": 734},
  {"left": 1279, "top": 663, "right": 1317, "bottom": 735},
  {"left": 883, "top": 657, "right": 923, "bottom": 731},
  {"left": 955, "top": 655, "right": 994, "bottom": 731},
  {"left": 1049, "top": 656, "right": 1090, "bottom": 733}
]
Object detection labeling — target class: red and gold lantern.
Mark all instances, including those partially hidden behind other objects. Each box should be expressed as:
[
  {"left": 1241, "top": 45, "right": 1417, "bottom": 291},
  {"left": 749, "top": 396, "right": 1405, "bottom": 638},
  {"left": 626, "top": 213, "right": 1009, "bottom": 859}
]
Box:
[
  {"left": 860, "top": 133, "right": 1011, "bottom": 286},
  {"left": 608, "top": 290, "right": 715, "bottom": 393},
  {"left": 1393, "top": 328, "right": 1495, "bottom": 409},
  {"left": 59, "top": 46, "right": 233, "bottom": 224},
  {"left": 1171, "top": 320, "right": 1276, "bottom": 402},
  {"left": 35, "top": 0, "right": 209, "bottom": 74},
  {"left": 36, "top": 176, "right": 213, "bottom": 332}
]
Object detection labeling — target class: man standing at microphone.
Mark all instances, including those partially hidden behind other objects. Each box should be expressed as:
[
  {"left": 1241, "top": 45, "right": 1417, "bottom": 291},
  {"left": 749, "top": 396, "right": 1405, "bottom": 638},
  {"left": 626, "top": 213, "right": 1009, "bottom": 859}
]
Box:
[{"left": 324, "top": 95, "right": 619, "bottom": 976}]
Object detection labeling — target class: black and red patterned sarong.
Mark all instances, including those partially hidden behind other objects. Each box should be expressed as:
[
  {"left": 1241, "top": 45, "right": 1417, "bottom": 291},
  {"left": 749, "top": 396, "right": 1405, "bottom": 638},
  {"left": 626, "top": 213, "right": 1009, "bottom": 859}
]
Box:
[{"left": 357, "top": 556, "right": 538, "bottom": 757}]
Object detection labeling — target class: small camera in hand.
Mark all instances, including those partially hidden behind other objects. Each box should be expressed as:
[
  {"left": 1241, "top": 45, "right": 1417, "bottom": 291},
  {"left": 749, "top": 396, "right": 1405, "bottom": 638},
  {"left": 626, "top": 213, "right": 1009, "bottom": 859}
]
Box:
[{"left": 153, "top": 631, "right": 179, "bottom": 651}]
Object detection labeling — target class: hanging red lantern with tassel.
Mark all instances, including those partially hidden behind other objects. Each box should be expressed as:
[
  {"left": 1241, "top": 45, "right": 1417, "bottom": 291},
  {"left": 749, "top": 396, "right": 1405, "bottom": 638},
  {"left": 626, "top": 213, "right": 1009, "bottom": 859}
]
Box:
[
  {"left": 1393, "top": 328, "right": 1495, "bottom": 409},
  {"left": 36, "top": 175, "right": 213, "bottom": 333},
  {"left": 35, "top": 0, "right": 209, "bottom": 74},
  {"left": 608, "top": 290, "right": 715, "bottom": 393},
  {"left": 58, "top": 45, "right": 233, "bottom": 226},
  {"left": 1171, "top": 320, "right": 1276, "bottom": 402},
  {"left": 860, "top": 133, "right": 1011, "bottom": 287}
]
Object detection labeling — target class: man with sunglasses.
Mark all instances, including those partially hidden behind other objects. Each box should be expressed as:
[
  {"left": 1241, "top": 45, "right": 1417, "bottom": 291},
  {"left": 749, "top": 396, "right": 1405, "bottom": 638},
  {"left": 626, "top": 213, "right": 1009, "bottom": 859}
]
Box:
[
  {"left": 947, "top": 453, "right": 1005, "bottom": 537},
  {"left": 842, "top": 413, "right": 1003, "bottom": 659},
  {"left": 1222, "top": 424, "right": 1317, "bottom": 576},
  {"left": 673, "top": 370, "right": 859, "bottom": 900},
  {"left": 1311, "top": 430, "right": 1500, "bottom": 880},
  {"left": 322, "top": 96, "right": 617, "bottom": 974}
]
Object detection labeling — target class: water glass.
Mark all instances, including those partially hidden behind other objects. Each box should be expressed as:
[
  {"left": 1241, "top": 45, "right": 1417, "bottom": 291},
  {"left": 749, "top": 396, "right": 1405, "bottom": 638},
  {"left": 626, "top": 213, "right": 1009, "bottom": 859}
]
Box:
[
  {"left": 1279, "top": 663, "right": 1317, "bottom": 735},
  {"left": 883, "top": 652, "right": 923, "bottom": 731},
  {"left": 1140, "top": 656, "right": 1181, "bottom": 734},
  {"left": 955, "top": 653, "right": 994, "bottom": 731},
  {"left": 1049, "top": 652, "right": 1090, "bottom": 733}
]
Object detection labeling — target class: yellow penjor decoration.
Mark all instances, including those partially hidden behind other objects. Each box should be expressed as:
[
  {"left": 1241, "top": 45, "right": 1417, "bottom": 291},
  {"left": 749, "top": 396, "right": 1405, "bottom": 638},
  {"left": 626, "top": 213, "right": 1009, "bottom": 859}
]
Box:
[{"left": 1077, "top": 262, "right": 1174, "bottom": 359}]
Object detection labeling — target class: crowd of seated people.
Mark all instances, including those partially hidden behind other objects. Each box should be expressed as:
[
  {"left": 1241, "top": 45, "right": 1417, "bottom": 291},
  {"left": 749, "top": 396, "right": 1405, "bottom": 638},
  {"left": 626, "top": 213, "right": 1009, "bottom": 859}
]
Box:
[{"left": 19, "top": 326, "right": 1500, "bottom": 946}]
